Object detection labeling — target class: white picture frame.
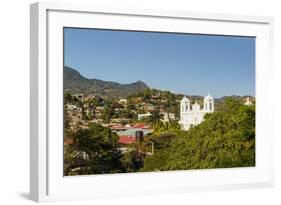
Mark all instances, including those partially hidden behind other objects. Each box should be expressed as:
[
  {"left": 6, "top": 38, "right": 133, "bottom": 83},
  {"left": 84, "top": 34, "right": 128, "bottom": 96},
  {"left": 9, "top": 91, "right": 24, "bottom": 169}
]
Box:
[{"left": 30, "top": 2, "right": 274, "bottom": 202}]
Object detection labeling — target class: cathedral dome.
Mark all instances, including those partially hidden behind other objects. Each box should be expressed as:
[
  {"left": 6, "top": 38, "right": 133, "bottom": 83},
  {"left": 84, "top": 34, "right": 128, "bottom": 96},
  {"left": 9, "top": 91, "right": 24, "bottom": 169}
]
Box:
[{"left": 181, "top": 96, "right": 190, "bottom": 103}]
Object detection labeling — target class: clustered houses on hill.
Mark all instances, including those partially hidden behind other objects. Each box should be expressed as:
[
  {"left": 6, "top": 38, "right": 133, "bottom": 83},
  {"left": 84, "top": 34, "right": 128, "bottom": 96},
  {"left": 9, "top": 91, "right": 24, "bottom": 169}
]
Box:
[{"left": 64, "top": 91, "right": 178, "bottom": 146}]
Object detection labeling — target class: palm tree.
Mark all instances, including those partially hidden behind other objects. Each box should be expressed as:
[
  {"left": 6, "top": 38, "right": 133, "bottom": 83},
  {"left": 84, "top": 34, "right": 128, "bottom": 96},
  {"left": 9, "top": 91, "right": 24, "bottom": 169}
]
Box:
[{"left": 146, "top": 108, "right": 164, "bottom": 129}]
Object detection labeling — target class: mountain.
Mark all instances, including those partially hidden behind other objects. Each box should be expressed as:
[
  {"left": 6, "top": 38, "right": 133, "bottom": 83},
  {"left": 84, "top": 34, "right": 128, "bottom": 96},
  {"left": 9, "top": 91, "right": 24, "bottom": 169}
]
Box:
[{"left": 64, "top": 66, "right": 150, "bottom": 99}]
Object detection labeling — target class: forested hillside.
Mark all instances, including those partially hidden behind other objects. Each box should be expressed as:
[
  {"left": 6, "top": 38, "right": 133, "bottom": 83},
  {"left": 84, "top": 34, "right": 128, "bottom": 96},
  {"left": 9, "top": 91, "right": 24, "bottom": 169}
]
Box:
[{"left": 64, "top": 66, "right": 149, "bottom": 98}]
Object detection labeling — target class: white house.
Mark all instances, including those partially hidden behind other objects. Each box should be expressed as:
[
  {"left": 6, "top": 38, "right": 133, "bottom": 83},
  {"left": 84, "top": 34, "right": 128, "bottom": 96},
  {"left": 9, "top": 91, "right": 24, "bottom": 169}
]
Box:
[
  {"left": 119, "top": 99, "right": 128, "bottom": 105},
  {"left": 138, "top": 112, "right": 152, "bottom": 120},
  {"left": 244, "top": 97, "right": 252, "bottom": 106},
  {"left": 72, "top": 94, "right": 84, "bottom": 101},
  {"left": 179, "top": 94, "right": 214, "bottom": 130}
]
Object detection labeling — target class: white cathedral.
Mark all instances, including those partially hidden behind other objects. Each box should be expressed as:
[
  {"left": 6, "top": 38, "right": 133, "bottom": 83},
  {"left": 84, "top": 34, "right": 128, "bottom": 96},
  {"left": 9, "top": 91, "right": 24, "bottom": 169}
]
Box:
[{"left": 179, "top": 94, "right": 214, "bottom": 130}]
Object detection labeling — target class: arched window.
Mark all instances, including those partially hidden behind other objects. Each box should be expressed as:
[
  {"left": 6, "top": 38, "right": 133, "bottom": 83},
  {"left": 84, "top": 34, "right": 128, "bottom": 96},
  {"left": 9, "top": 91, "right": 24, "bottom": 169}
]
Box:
[
  {"left": 210, "top": 103, "right": 212, "bottom": 110},
  {"left": 186, "top": 105, "right": 189, "bottom": 111}
]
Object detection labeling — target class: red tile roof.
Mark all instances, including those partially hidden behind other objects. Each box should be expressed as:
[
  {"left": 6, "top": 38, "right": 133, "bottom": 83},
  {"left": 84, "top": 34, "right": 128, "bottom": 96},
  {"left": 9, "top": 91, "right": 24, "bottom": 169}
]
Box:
[
  {"left": 118, "top": 135, "right": 136, "bottom": 144},
  {"left": 132, "top": 123, "right": 149, "bottom": 129}
]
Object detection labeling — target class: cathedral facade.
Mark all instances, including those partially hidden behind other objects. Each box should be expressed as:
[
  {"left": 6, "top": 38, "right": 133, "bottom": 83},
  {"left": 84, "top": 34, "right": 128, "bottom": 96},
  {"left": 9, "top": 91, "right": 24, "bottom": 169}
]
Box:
[{"left": 179, "top": 94, "right": 214, "bottom": 130}]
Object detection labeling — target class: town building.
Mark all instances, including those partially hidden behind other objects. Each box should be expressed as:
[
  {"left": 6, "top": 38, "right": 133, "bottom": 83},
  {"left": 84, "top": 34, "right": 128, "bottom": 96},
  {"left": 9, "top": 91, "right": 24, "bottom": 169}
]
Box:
[
  {"left": 84, "top": 94, "right": 96, "bottom": 101},
  {"left": 179, "top": 94, "right": 214, "bottom": 130},
  {"left": 119, "top": 99, "right": 128, "bottom": 106},
  {"left": 244, "top": 97, "right": 252, "bottom": 106},
  {"left": 138, "top": 112, "right": 152, "bottom": 120},
  {"left": 72, "top": 94, "right": 84, "bottom": 101},
  {"left": 117, "top": 128, "right": 152, "bottom": 144}
]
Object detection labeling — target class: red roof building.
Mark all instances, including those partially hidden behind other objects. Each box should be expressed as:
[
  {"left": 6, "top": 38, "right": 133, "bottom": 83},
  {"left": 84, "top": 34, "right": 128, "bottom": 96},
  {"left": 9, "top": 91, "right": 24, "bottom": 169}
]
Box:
[
  {"left": 132, "top": 123, "right": 149, "bottom": 129},
  {"left": 109, "top": 124, "right": 130, "bottom": 132},
  {"left": 118, "top": 135, "right": 136, "bottom": 144}
]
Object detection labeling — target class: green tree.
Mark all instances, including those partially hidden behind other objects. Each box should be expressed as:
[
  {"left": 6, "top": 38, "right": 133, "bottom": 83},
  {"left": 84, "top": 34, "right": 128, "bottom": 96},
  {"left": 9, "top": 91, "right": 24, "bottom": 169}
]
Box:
[
  {"left": 146, "top": 109, "right": 164, "bottom": 128},
  {"left": 121, "top": 149, "right": 144, "bottom": 172},
  {"left": 101, "top": 101, "right": 114, "bottom": 123},
  {"left": 64, "top": 92, "right": 76, "bottom": 131},
  {"left": 154, "top": 120, "right": 181, "bottom": 134},
  {"left": 142, "top": 132, "right": 177, "bottom": 171},
  {"left": 64, "top": 123, "right": 123, "bottom": 175}
]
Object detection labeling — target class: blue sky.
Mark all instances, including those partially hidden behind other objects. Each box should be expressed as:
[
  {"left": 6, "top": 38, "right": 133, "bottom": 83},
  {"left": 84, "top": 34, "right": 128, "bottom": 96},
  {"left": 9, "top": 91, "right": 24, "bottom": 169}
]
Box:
[{"left": 64, "top": 28, "right": 255, "bottom": 98}]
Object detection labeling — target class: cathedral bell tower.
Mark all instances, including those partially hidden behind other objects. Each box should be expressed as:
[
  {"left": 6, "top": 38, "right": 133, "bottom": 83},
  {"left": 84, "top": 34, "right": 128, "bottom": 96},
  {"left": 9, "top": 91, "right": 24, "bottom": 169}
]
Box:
[
  {"left": 180, "top": 96, "right": 190, "bottom": 113},
  {"left": 204, "top": 94, "right": 214, "bottom": 113},
  {"left": 179, "top": 96, "right": 191, "bottom": 130}
]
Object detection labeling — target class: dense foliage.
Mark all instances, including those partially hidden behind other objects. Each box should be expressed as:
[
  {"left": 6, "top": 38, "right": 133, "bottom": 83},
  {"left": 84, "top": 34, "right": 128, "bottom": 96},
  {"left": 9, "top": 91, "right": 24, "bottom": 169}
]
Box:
[
  {"left": 142, "top": 97, "right": 255, "bottom": 171},
  {"left": 64, "top": 123, "right": 124, "bottom": 175}
]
